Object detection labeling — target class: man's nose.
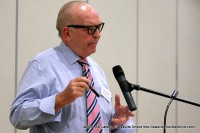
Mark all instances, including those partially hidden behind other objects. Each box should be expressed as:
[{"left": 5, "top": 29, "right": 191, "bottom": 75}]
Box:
[{"left": 92, "top": 29, "right": 100, "bottom": 38}]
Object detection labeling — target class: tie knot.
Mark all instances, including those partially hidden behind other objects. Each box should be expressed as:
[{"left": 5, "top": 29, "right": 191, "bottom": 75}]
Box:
[{"left": 77, "top": 58, "right": 89, "bottom": 66}]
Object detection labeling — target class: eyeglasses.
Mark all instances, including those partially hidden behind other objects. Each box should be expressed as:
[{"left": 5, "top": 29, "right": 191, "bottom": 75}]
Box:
[{"left": 67, "top": 22, "right": 105, "bottom": 35}]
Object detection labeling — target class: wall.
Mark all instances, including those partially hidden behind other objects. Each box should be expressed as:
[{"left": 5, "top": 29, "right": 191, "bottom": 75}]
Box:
[{"left": 0, "top": 0, "right": 199, "bottom": 133}]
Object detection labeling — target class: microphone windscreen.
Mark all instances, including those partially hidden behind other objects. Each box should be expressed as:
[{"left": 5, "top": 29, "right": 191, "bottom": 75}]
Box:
[{"left": 112, "top": 65, "right": 124, "bottom": 78}]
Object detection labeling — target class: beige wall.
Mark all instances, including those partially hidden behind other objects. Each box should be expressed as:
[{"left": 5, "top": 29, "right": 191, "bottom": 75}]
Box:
[
  {"left": 0, "top": 0, "right": 16, "bottom": 133},
  {"left": 1, "top": 0, "right": 199, "bottom": 133}
]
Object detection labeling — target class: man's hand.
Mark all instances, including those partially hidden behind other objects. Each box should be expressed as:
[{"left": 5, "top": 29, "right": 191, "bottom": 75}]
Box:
[
  {"left": 112, "top": 94, "right": 135, "bottom": 127},
  {"left": 55, "top": 77, "right": 90, "bottom": 112}
]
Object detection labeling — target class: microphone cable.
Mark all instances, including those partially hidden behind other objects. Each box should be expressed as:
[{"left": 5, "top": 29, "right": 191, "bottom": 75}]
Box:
[{"left": 163, "top": 90, "right": 179, "bottom": 133}]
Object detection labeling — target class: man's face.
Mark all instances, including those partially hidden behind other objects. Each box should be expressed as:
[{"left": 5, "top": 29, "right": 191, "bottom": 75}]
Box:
[{"left": 65, "top": 5, "right": 102, "bottom": 58}]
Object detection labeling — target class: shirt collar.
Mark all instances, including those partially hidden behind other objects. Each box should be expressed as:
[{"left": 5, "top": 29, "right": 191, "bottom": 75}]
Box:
[{"left": 58, "top": 42, "right": 80, "bottom": 65}]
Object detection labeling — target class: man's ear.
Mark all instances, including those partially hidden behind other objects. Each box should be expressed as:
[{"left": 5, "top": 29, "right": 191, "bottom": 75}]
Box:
[{"left": 62, "top": 27, "right": 71, "bottom": 41}]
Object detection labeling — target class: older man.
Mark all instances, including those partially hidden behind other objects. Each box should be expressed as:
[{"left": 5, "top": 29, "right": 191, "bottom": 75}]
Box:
[{"left": 10, "top": 1, "right": 135, "bottom": 133}]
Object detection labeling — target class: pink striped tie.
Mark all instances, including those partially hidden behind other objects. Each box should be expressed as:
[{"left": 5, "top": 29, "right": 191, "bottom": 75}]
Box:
[{"left": 78, "top": 58, "right": 102, "bottom": 133}]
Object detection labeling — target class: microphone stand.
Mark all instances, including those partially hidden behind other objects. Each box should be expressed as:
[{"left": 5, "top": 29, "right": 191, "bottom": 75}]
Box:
[
  {"left": 128, "top": 82, "right": 200, "bottom": 133},
  {"left": 128, "top": 82, "right": 200, "bottom": 107}
]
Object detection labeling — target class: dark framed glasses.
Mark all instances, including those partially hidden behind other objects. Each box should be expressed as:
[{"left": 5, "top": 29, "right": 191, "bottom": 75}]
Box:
[{"left": 67, "top": 22, "right": 105, "bottom": 35}]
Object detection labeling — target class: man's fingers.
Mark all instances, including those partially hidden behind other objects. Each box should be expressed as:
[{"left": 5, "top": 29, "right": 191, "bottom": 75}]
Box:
[
  {"left": 73, "top": 76, "right": 91, "bottom": 84},
  {"left": 112, "top": 117, "right": 128, "bottom": 125},
  {"left": 72, "top": 77, "right": 91, "bottom": 90},
  {"left": 124, "top": 106, "right": 135, "bottom": 116},
  {"left": 115, "top": 94, "right": 121, "bottom": 106},
  {"left": 126, "top": 111, "right": 135, "bottom": 117},
  {"left": 77, "top": 81, "right": 90, "bottom": 90}
]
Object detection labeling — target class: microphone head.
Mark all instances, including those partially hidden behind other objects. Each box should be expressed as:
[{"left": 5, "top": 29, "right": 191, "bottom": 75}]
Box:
[{"left": 112, "top": 65, "right": 125, "bottom": 79}]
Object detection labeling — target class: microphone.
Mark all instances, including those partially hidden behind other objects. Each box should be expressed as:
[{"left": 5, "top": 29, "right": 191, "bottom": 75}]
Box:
[{"left": 112, "top": 65, "right": 137, "bottom": 111}]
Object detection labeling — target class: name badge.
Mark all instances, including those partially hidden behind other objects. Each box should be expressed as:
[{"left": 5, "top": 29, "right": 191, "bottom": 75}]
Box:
[{"left": 101, "top": 85, "right": 112, "bottom": 102}]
